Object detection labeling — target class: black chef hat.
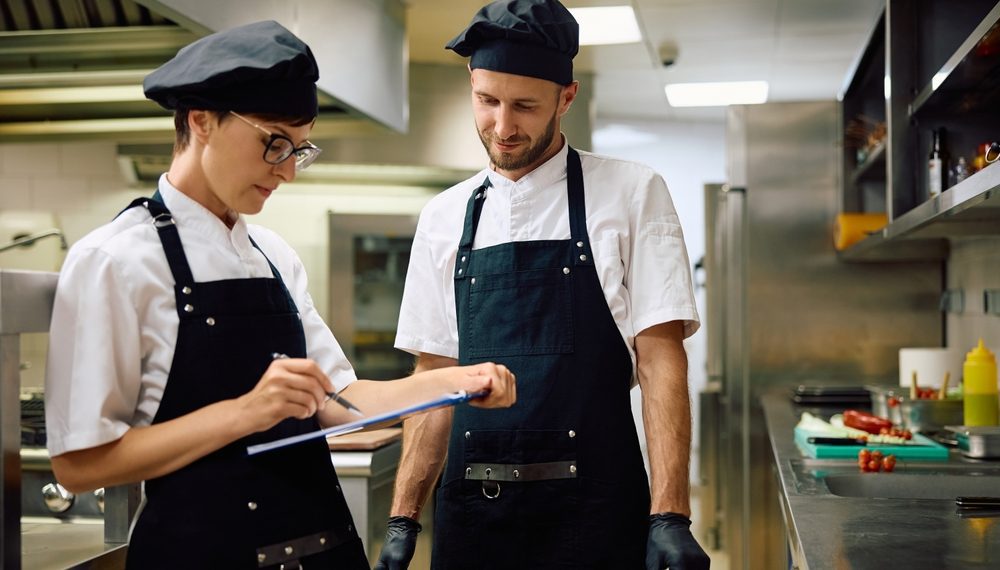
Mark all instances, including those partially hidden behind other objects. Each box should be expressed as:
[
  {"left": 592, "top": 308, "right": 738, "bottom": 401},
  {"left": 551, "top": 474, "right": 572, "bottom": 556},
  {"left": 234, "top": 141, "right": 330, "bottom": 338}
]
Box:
[
  {"left": 446, "top": 0, "right": 579, "bottom": 86},
  {"left": 144, "top": 20, "right": 319, "bottom": 117}
]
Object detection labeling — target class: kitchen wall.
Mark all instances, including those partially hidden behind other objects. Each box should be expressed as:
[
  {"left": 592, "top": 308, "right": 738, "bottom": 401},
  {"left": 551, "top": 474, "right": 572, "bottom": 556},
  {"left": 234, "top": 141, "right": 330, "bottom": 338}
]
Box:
[{"left": 947, "top": 237, "right": 1000, "bottom": 356}]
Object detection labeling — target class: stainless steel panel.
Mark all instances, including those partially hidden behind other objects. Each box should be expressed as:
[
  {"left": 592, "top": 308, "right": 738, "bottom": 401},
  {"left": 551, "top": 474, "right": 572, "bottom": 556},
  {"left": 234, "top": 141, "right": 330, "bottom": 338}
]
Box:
[{"left": 713, "top": 102, "right": 944, "bottom": 570}]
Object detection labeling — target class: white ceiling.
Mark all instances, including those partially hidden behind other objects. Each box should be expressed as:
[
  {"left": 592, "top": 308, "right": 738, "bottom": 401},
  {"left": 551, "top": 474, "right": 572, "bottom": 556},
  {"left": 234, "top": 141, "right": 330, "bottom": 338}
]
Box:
[{"left": 406, "top": 0, "right": 884, "bottom": 122}]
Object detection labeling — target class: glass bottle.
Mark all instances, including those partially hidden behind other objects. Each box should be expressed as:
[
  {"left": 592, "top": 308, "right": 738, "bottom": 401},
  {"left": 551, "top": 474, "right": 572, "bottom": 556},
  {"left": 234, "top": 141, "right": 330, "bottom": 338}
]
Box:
[{"left": 928, "top": 129, "right": 946, "bottom": 198}]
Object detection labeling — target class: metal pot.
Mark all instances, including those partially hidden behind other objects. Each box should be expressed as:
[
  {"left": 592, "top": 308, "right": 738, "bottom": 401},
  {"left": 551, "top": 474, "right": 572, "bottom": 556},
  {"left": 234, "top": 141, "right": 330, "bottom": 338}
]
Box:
[{"left": 868, "top": 386, "right": 964, "bottom": 432}]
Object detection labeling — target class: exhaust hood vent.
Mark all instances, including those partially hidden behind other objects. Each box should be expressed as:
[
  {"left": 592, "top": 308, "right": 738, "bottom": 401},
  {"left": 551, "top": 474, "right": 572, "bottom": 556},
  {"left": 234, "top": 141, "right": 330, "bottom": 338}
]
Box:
[{"left": 1, "top": 0, "right": 396, "bottom": 142}]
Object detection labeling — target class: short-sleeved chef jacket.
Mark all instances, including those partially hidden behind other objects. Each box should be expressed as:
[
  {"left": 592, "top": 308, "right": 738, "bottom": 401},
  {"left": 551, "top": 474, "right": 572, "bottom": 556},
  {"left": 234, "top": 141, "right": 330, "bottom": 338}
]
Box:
[
  {"left": 45, "top": 175, "right": 356, "bottom": 458},
  {"left": 394, "top": 142, "right": 700, "bottom": 385}
]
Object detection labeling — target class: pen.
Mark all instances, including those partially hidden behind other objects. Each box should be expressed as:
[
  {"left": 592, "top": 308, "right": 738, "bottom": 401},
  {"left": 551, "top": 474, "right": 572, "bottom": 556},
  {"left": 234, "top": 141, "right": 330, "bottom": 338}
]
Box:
[{"left": 271, "top": 353, "right": 365, "bottom": 417}]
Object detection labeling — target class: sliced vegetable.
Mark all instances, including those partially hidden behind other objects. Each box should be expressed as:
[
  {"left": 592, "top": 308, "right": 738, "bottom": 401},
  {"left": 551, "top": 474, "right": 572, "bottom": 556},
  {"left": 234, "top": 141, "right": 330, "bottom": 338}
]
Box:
[{"left": 843, "top": 409, "right": 893, "bottom": 434}]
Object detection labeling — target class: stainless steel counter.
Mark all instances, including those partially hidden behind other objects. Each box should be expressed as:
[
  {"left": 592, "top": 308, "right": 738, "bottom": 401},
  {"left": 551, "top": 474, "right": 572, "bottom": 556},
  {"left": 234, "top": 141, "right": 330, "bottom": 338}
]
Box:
[{"left": 761, "top": 392, "right": 1000, "bottom": 569}]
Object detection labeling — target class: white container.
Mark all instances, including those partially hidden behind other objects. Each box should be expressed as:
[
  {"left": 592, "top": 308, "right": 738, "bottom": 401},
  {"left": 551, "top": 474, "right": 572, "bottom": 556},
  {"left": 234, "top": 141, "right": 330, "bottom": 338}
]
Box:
[{"left": 899, "top": 347, "right": 963, "bottom": 389}]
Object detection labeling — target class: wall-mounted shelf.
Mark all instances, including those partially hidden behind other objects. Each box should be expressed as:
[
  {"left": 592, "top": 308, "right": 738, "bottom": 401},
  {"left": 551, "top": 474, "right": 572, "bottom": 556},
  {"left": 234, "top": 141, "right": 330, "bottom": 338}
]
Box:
[
  {"left": 850, "top": 141, "right": 887, "bottom": 186},
  {"left": 840, "top": 161, "right": 1000, "bottom": 261}
]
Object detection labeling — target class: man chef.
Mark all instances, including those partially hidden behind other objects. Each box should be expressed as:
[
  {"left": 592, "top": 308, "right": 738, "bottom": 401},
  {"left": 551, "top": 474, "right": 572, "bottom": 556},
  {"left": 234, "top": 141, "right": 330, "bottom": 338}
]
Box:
[
  {"left": 44, "top": 20, "right": 514, "bottom": 570},
  {"left": 374, "top": 1, "right": 709, "bottom": 569}
]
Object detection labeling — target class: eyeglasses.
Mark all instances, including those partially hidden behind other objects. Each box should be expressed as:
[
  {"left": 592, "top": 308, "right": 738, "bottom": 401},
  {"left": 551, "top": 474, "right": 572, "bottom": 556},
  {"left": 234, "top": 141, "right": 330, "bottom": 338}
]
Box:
[{"left": 229, "top": 111, "right": 322, "bottom": 171}]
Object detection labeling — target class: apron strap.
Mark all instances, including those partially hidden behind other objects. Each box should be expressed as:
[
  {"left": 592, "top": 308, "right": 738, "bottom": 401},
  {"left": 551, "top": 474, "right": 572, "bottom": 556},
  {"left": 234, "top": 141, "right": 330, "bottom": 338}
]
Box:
[
  {"left": 455, "top": 176, "right": 491, "bottom": 280},
  {"left": 566, "top": 147, "right": 593, "bottom": 268}
]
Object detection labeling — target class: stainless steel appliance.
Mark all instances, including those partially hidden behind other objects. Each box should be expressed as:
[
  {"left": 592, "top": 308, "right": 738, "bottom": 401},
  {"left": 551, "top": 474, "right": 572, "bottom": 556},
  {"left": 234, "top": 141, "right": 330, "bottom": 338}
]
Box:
[
  {"left": 1, "top": 269, "right": 139, "bottom": 569},
  {"left": 701, "top": 101, "right": 944, "bottom": 569}
]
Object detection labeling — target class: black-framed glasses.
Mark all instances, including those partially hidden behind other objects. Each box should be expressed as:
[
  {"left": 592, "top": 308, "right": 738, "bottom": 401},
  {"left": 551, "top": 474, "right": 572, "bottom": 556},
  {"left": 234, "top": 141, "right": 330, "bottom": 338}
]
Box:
[{"left": 229, "top": 111, "right": 322, "bottom": 171}]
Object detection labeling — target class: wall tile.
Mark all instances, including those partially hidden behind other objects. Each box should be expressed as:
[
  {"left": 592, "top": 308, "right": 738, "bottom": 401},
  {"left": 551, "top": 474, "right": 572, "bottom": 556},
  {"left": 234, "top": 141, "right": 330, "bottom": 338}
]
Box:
[
  {"left": 29, "top": 176, "right": 90, "bottom": 212},
  {"left": 0, "top": 176, "right": 33, "bottom": 209},
  {"left": 58, "top": 142, "right": 119, "bottom": 177}
]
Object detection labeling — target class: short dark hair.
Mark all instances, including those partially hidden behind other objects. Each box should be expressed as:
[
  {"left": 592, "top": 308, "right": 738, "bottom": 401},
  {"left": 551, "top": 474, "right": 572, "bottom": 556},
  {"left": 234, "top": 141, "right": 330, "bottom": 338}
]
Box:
[{"left": 172, "top": 108, "right": 316, "bottom": 155}]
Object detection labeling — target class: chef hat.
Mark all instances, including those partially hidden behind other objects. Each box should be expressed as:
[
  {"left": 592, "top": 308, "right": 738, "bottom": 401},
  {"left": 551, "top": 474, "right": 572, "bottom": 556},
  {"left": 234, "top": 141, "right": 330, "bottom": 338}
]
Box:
[
  {"left": 144, "top": 20, "right": 319, "bottom": 117},
  {"left": 446, "top": 0, "right": 579, "bottom": 86}
]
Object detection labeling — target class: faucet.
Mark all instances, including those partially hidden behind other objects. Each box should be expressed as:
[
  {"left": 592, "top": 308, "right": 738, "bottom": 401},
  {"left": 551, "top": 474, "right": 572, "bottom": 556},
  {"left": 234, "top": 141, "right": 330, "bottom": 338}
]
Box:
[{"left": 0, "top": 229, "right": 68, "bottom": 253}]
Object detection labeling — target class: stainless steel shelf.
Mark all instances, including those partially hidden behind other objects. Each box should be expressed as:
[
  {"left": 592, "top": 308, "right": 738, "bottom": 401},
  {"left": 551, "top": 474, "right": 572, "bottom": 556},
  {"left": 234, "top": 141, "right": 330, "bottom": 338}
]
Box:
[
  {"left": 849, "top": 141, "right": 886, "bottom": 185},
  {"left": 840, "top": 161, "right": 1000, "bottom": 261},
  {"left": 909, "top": 2, "right": 1000, "bottom": 120}
]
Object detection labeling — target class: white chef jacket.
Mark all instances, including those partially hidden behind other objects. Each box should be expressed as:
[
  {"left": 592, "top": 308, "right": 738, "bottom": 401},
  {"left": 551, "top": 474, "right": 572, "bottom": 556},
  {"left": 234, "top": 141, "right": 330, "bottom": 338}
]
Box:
[
  {"left": 45, "top": 175, "right": 356, "bottom": 458},
  {"left": 395, "top": 142, "right": 700, "bottom": 385}
]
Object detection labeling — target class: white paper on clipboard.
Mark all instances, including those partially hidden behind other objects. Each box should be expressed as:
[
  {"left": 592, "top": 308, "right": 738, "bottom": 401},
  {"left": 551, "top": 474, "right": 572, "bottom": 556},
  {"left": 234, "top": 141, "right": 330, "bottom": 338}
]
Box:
[{"left": 246, "top": 390, "right": 488, "bottom": 456}]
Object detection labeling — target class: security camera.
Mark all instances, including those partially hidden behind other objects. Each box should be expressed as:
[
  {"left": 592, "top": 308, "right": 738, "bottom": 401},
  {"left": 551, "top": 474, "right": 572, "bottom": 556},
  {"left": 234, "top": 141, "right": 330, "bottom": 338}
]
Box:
[{"left": 658, "top": 41, "right": 679, "bottom": 68}]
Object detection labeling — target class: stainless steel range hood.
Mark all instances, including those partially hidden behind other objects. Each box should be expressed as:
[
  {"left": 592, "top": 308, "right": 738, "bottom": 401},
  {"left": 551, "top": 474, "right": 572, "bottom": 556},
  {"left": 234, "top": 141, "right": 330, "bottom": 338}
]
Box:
[{"left": 0, "top": 0, "right": 407, "bottom": 142}]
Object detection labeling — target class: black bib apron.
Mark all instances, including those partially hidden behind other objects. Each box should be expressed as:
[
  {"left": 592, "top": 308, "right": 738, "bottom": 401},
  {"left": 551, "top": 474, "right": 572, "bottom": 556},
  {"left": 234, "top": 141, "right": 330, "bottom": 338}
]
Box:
[
  {"left": 433, "top": 148, "right": 650, "bottom": 569},
  {"left": 121, "top": 196, "right": 369, "bottom": 570}
]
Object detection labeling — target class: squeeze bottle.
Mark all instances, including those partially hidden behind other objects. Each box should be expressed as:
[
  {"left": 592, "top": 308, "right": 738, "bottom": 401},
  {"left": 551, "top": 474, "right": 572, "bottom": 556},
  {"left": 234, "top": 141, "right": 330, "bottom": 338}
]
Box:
[{"left": 963, "top": 339, "right": 999, "bottom": 426}]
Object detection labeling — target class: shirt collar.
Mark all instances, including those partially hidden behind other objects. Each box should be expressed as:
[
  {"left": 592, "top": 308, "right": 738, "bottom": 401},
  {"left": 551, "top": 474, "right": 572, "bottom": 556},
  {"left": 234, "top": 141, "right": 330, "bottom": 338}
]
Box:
[
  {"left": 485, "top": 136, "right": 569, "bottom": 195},
  {"left": 156, "top": 174, "right": 252, "bottom": 253}
]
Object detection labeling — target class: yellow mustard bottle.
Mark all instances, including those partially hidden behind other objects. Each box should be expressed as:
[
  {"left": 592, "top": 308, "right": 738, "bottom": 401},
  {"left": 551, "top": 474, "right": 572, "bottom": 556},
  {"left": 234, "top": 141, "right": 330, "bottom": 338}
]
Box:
[{"left": 963, "top": 339, "right": 999, "bottom": 426}]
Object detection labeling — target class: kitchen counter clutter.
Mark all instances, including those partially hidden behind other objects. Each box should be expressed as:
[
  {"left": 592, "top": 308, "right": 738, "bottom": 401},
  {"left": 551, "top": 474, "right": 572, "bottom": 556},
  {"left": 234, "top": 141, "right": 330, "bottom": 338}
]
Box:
[{"left": 762, "top": 392, "right": 1000, "bottom": 569}]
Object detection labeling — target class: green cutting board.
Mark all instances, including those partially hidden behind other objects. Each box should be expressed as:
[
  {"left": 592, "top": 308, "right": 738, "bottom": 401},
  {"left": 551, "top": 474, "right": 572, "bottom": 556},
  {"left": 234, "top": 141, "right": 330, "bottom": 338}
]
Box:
[{"left": 794, "top": 427, "right": 949, "bottom": 461}]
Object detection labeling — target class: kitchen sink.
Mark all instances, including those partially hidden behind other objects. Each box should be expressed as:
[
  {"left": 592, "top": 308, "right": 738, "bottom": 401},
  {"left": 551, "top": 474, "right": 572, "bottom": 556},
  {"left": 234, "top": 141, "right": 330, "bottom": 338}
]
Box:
[{"left": 824, "top": 473, "right": 1000, "bottom": 500}]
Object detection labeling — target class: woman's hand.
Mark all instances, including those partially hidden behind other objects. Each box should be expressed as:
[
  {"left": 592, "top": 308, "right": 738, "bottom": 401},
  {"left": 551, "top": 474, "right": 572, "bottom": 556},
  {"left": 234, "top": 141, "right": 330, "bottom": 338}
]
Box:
[
  {"left": 452, "top": 362, "right": 517, "bottom": 409},
  {"left": 234, "top": 358, "right": 333, "bottom": 433}
]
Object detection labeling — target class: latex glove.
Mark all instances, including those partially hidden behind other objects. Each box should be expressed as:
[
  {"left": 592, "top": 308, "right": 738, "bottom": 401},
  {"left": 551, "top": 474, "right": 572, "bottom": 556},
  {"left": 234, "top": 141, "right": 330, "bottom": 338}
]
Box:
[
  {"left": 374, "top": 516, "right": 422, "bottom": 570},
  {"left": 645, "top": 513, "right": 711, "bottom": 570}
]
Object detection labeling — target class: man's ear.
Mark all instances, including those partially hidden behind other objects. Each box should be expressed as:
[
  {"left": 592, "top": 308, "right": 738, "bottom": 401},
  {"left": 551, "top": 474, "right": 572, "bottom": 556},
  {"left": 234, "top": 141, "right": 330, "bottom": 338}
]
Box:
[
  {"left": 188, "top": 110, "right": 215, "bottom": 144},
  {"left": 558, "top": 81, "right": 579, "bottom": 117}
]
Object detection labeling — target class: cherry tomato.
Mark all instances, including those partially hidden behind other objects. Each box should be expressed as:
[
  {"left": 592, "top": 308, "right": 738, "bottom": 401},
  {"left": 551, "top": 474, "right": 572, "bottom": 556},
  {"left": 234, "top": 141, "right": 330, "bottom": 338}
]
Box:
[
  {"left": 868, "top": 459, "right": 880, "bottom": 472},
  {"left": 882, "top": 455, "right": 896, "bottom": 472},
  {"left": 871, "top": 450, "right": 884, "bottom": 462},
  {"left": 858, "top": 449, "right": 871, "bottom": 462},
  {"left": 880, "top": 427, "right": 890, "bottom": 435},
  {"left": 888, "top": 396, "right": 900, "bottom": 407}
]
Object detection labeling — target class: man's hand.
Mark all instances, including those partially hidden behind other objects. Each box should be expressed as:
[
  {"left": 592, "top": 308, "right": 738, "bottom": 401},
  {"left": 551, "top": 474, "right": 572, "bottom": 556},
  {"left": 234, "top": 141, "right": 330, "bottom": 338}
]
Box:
[
  {"left": 374, "top": 515, "right": 422, "bottom": 570},
  {"left": 645, "top": 513, "right": 710, "bottom": 570}
]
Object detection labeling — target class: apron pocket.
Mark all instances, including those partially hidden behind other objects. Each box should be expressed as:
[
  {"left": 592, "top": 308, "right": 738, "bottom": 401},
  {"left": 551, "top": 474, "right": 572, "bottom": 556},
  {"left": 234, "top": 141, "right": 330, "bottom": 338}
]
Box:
[{"left": 466, "top": 267, "right": 573, "bottom": 358}]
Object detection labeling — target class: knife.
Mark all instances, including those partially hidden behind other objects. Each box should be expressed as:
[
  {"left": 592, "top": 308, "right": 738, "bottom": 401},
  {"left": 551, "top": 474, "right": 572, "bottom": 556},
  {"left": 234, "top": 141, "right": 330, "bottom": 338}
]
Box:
[{"left": 806, "top": 436, "right": 932, "bottom": 447}]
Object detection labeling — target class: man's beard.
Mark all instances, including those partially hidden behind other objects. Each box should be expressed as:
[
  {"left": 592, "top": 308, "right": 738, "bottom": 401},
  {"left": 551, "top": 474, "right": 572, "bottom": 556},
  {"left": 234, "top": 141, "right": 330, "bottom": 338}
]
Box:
[{"left": 479, "top": 112, "right": 558, "bottom": 173}]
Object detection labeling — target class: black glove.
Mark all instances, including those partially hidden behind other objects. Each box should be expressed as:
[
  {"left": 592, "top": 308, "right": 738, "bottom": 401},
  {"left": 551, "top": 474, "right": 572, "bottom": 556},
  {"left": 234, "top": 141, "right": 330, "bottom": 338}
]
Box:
[
  {"left": 645, "top": 513, "right": 711, "bottom": 570},
  {"left": 374, "top": 515, "right": 422, "bottom": 570}
]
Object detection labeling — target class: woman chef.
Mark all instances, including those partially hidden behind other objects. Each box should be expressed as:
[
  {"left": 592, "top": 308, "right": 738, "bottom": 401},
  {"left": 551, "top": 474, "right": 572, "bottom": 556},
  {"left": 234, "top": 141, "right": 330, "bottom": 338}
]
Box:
[{"left": 43, "top": 20, "right": 515, "bottom": 570}]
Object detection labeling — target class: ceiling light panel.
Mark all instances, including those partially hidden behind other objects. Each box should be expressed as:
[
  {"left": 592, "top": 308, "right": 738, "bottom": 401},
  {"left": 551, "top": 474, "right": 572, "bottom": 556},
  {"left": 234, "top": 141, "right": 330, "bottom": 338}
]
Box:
[
  {"left": 569, "top": 6, "right": 642, "bottom": 45},
  {"left": 664, "top": 81, "right": 769, "bottom": 107}
]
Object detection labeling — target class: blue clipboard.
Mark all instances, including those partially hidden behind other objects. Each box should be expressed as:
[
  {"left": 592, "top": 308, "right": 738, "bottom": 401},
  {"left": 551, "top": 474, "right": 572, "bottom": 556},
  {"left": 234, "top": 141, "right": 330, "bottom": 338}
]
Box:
[{"left": 247, "top": 390, "right": 488, "bottom": 456}]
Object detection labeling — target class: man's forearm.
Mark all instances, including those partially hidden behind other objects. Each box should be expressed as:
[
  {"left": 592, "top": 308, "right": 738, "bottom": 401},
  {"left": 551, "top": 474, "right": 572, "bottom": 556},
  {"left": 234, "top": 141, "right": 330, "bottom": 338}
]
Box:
[
  {"left": 390, "top": 407, "right": 453, "bottom": 519},
  {"left": 636, "top": 321, "right": 692, "bottom": 517},
  {"left": 388, "top": 352, "right": 458, "bottom": 519}
]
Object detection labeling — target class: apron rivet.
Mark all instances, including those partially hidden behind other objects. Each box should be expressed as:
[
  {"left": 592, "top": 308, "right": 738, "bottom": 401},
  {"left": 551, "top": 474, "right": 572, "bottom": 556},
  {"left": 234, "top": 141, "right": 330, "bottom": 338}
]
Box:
[
  {"left": 568, "top": 430, "right": 576, "bottom": 438},
  {"left": 563, "top": 267, "right": 570, "bottom": 275},
  {"left": 335, "top": 485, "right": 340, "bottom": 492},
  {"left": 485, "top": 467, "right": 492, "bottom": 478},
  {"left": 284, "top": 546, "right": 294, "bottom": 555},
  {"left": 247, "top": 501, "right": 258, "bottom": 511},
  {"left": 576, "top": 241, "right": 584, "bottom": 248},
  {"left": 465, "top": 431, "right": 471, "bottom": 439},
  {"left": 348, "top": 524, "right": 353, "bottom": 532},
  {"left": 570, "top": 464, "right": 577, "bottom": 474},
  {"left": 461, "top": 255, "right": 467, "bottom": 262},
  {"left": 465, "top": 467, "right": 472, "bottom": 477},
  {"left": 320, "top": 537, "right": 327, "bottom": 545},
  {"left": 258, "top": 553, "right": 266, "bottom": 563},
  {"left": 205, "top": 317, "right": 215, "bottom": 326},
  {"left": 458, "top": 268, "right": 464, "bottom": 275},
  {"left": 513, "top": 469, "right": 520, "bottom": 478},
  {"left": 183, "top": 304, "right": 194, "bottom": 313},
  {"left": 181, "top": 286, "right": 192, "bottom": 294},
  {"left": 471, "top": 277, "right": 476, "bottom": 285},
  {"left": 579, "top": 254, "right": 588, "bottom": 261}
]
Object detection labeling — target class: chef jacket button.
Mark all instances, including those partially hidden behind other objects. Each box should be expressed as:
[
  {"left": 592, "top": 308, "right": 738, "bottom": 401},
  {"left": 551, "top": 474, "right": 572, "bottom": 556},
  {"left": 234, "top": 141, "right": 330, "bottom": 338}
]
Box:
[
  {"left": 181, "top": 286, "right": 192, "bottom": 295},
  {"left": 206, "top": 317, "right": 215, "bottom": 326},
  {"left": 247, "top": 501, "right": 258, "bottom": 511},
  {"left": 183, "top": 304, "right": 194, "bottom": 313},
  {"left": 258, "top": 554, "right": 266, "bottom": 563},
  {"left": 579, "top": 254, "right": 588, "bottom": 262},
  {"left": 513, "top": 469, "right": 520, "bottom": 479},
  {"left": 348, "top": 523, "right": 353, "bottom": 532},
  {"left": 568, "top": 430, "right": 576, "bottom": 438},
  {"left": 465, "top": 431, "right": 471, "bottom": 440},
  {"left": 284, "top": 546, "right": 293, "bottom": 555},
  {"left": 576, "top": 241, "right": 584, "bottom": 248},
  {"left": 563, "top": 267, "right": 570, "bottom": 275},
  {"left": 569, "top": 464, "right": 577, "bottom": 474}
]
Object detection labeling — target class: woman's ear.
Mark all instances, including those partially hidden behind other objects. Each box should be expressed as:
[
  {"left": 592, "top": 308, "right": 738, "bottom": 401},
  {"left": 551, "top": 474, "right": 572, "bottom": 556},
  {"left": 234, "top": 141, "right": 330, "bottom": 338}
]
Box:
[{"left": 187, "top": 109, "right": 215, "bottom": 145}]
